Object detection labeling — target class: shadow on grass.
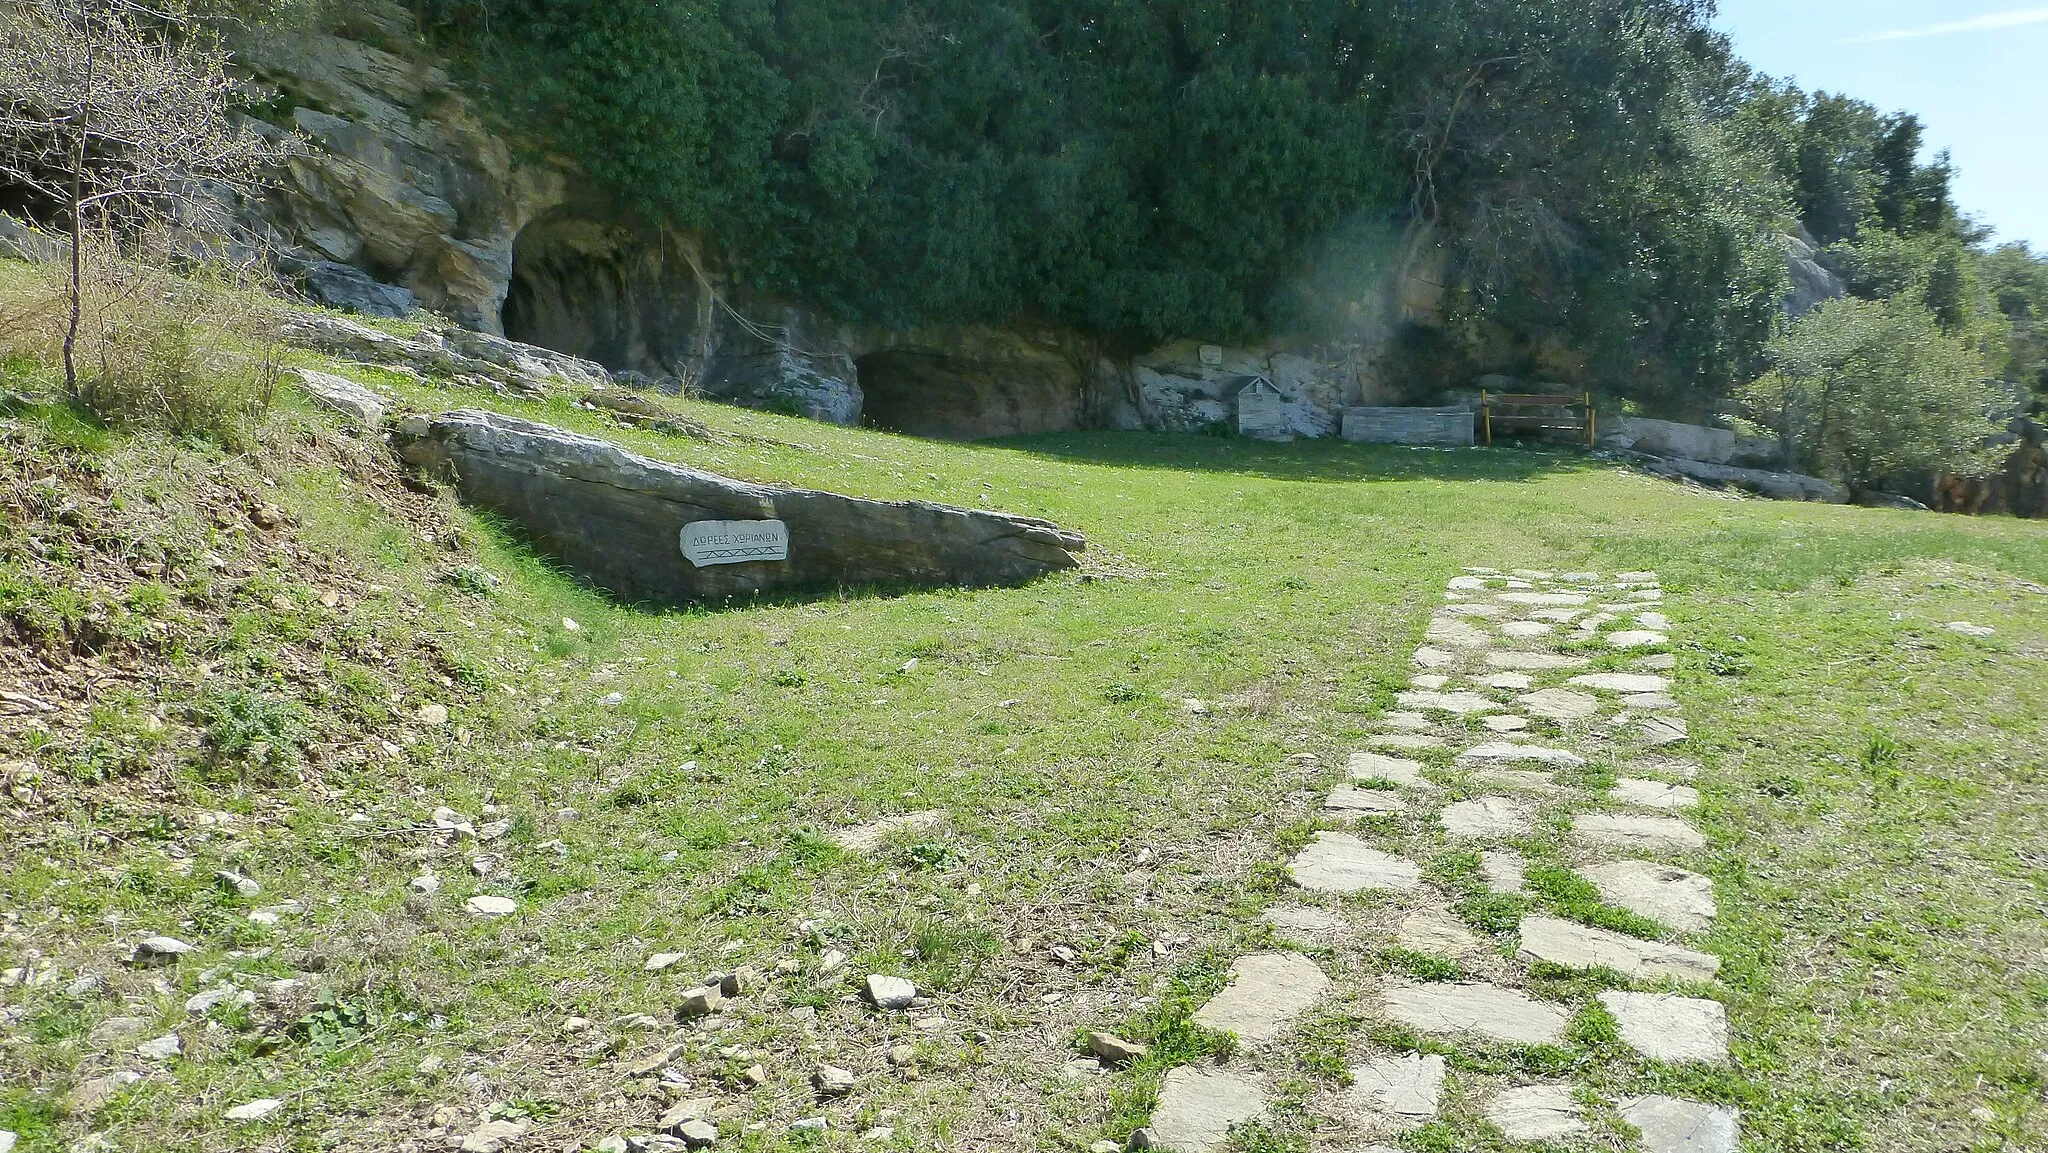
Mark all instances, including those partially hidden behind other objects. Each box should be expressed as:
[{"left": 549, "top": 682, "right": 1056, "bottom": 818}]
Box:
[{"left": 993, "top": 429, "right": 1605, "bottom": 484}]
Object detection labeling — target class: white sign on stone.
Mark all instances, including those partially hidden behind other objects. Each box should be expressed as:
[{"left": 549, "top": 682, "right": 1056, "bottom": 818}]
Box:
[{"left": 681, "top": 519, "right": 789, "bottom": 567}]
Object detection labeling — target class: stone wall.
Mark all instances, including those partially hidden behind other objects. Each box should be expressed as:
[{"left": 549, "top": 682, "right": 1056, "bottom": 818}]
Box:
[{"left": 1341, "top": 407, "right": 1476, "bottom": 448}]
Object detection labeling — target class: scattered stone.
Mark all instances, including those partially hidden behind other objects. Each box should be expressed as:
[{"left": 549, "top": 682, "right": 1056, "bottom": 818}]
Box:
[
  {"left": 129, "top": 936, "right": 195, "bottom": 966},
  {"left": 1570, "top": 672, "right": 1672, "bottom": 694},
  {"left": 1191, "top": 952, "right": 1332, "bottom": 1047},
  {"left": 1572, "top": 813, "right": 1708, "bottom": 852},
  {"left": 677, "top": 987, "right": 723, "bottom": 1019},
  {"left": 89, "top": 1015, "right": 147, "bottom": 1045},
  {"left": 1640, "top": 716, "right": 1690, "bottom": 746},
  {"left": 1620, "top": 1096, "right": 1741, "bottom": 1153},
  {"left": 1396, "top": 912, "right": 1477, "bottom": 955},
  {"left": 1598, "top": 991, "right": 1729, "bottom": 1063},
  {"left": 886, "top": 1043, "right": 917, "bottom": 1068},
  {"left": 865, "top": 1128, "right": 898, "bottom": 1144},
  {"left": 1480, "top": 850, "right": 1527, "bottom": 894},
  {"left": 187, "top": 985, "right": 254, "bottom": 1015},
  {"left": 1611, "top": 778, "right": 1700, "bottom": 810},
  {"left": 225, "top": 1099, "right": 284, "bottom": 1122},
  {"left": 1636, "top": 653, "right": 1678, "bottom": 670},
  {"left": 1607, "top": 630, "right": 1668, "bottom": 648},
  {"left": 864, "top": 974, "right": 918, "bottom": 1010},
  {"left": 1343, "top": 1053, "right": 1447, "bottom": 1132},
  {"left": 1484, "top": 1084, "right": 1586, "bottom": 1141},
  {"left": 417, "top": 703, "right": 450, "bottom": 725},
  {"left": 832, "top": 810, "right": 946, "bottom": 852},
  {"left": 675, "top": 1120, "right": 718, "bottom": 1149},
  {"left": 1260, "top": 906, "right": 1346, "bottom": 936},
  {"left": 819, "top": 949, "right": 849, "bottom": 974},
  {"left": 1088, "top": 1032, "right": 1150, "bottom": 1065},
  {"left": 1485, "top": 651, "right": 1590, "bottom": 671},
  {"left": 136, "top": 1033, "right": 183, "bottom": 1060},
  {"left": 419, "top": 1056, "right": 446, "bottom": 1075},
  {"left": 1517, "top": 688, "right": 1601, "bottom": 722},
  {"left": 0, "top": 1131, "right": 14, "bottom": 1153},
  {"left": 1324, "top": 786, "right": 1407, "bottom": 816},
  {"left": 214, "top": 870, "right": 262, "bottom": 898},
  {"left": 719, "top": 967, "right": 755, "bottom": 997},
  {"left": 1288, "top": 833, "right": 1422, "bottom": 894},
  {"left": 645, "top": 953, "right": 686, "bottom": 973},
  {"left": 742, "top": 1064, "right": 767, "bottom": 1086},
  {"left": 64, "top": 1071, "right": 141, "bottom": 1115},
  {"left": 1348, "top": 752, "right": 1435, "bottom": 789},
  {"left": 1943, "top": 621, "right": 1996, "bottom": 638},
  {"left": 463, "top": 895, "right": 517, "bottom": 917},
  {"left": 1481, "top": 715, "right": 1529, "bottom": 733},
  {"left": 1458, "top": 742, "right": 1585, "bottom": 766},
  {"left": 1438, "top": 796, "right": 1532, "bottom": 839},
  {"left": 790, "top": 1118, "right": 828, "bottom": 1133},
  {"left": 1582, "top": 860, "right": 1716, "bottom": 932},
  {"left": 1379, "top": 981, "right": 1568, "bottom": 1046},
  {"left": 459, "top": 1120, "right": 528, "bottom": 1153},
  {"left": 813, "top": 1064, "right": 857, "bottom": 1096},
  {"left": 1395, "top": 690, "right": 1499, "bottom": 715},
  {"left": 627, "top": 1043, "right": 688, "bottom": 1077},
  {"left": 1517, "top": 916, "right": 1720, "bottom": 981},
  {"left": 1146, "top": 1067, "right": 1267, "bottom": 1153}
]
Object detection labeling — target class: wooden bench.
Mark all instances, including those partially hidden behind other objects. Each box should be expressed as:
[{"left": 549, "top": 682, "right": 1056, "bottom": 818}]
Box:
[{"left": 1480, "top": 390, "right": 1595, "bottom": 447}]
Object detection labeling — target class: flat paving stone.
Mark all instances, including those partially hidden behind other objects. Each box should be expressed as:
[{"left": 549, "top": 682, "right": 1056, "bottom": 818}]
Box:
[
  {"left": 1349, "top": 752, "right": 1436, "bottom": 789},
  {"left": 1483, "top": 1084, "right": 1586, "bottom": 1141},
  {"left": 1290, "top": 833, "right": 1422, "bottom": 893},
  {"left": 1325, "top": 785, "right": 1407, "bottom": 816},
  {"left": 1396, "top": 690, "right": 1499, "bottom": 715},
  {"left": 1480, "top": 850, "right": 1527, "bottom": 894},
  {"left": 1635, "top": 652, "right": 1679, "bottom": 670},
  {"left": 1530, "top": 606, "right": 1582, "bottom": 622},
  {"left": 1342, "top": 1053, "right": 1447, "bottom": 1132},
  {"left": 1481, "top": 672, "right": 1533, "bottom": 690},
  {"left": 1481, "top": 715, "right": 1529, "bottom": 733},
  {"left": 1637, "top": 611, "right": 1672, "bottom": 630},
  {"left": 1517, "top": 915, "right": 1720, "bottom": 982},
  {"left": 1622, "top": 693, "right": 1681, "bottom": 710},
  {"left": 1458, "top": 742, "right": 1586, "bottom": 766},
  {"left": 1410, "top": 674, "right": 1449, "bottom": 689},
  {"left": 1426, "top": 618, "right": 1494, "bottom": 649},
  {"left": 1439, "top": 795, "right": 1533, "bottom": 838},
  {"left": 1261, "top": 906, "right": 1347, "bottom": 936},
  {"left": 1640, "top": 716, "right": 1690, "bottom": 746},
  {"left": 1192, "top": 952, "right": 1332, "bottom": 1046},
  {"left": 1581, "top": 860, "right": 1716, "bottom": 932},
  {"left": 1498, "top": 591, "right": 1590, "bottom": 606},
  {"left": 1518, "top": 688, "right": 1601, "bottom": 722},
  {"left": 1620, "top": 1096, "right": 1741, "bottom": 1153},
  {"left": 1412, "top": 646, "right": 1460, "bottom": 669},
  {"left": 1447, "top": 575, "right": 1490, "bottom": 591},
  {"left": 1380, "top": 711, "right": 1433, "bottom": 731},
  {"left": 1379, "top": 980, "right": 1569, "bottom": 1046},
  {"left": 1485, "top": 651, "right": 1591, "bottom": 671},
  {"left": 1611, "top": 778, "right": 1700, "bottom": 810},
  {"left": 1572, "top": 813, "right": 1708, "bottom": 852},
  {"left": 1608, "top": 630, "right": 1668, "bottom": 648},
  {"left": 1571, "top": 672, "right": 1673, "bottom": 694},
  {"left": 1499, "top": 620, "right": 1554, "bottom": 639},
  {"left": 1396, "top": 912, "right": 1479, "bottom": 955},
  {"left": 1148, "top": 1067, "right": 1267, "bottom": 1153},
  {"left": 1440, "top": 601, "right": 1506, "bottom": 617},
  {"left": 1597, "top": 991, "right": 1729, "bottom": 1063},
  {"left": 1471, "top": 768, "right": 1563, "bottom": 794},
  {"left": 1369, "top": 734, "right": 1445, "bottom": 752}
]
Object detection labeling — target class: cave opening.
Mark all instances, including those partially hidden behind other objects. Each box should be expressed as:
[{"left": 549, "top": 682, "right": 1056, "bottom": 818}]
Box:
[
  {"left": 856, "top": 349, "right": 1086, "bottom": 441},
  {"left": 502, "top": 212, "right": 701, "bottom": 378}
]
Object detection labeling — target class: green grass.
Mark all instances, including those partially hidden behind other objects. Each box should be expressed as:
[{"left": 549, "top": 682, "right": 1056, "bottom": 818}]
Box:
[{"left": 0, "top": 326, "right": 2044, "bottom": 1152}]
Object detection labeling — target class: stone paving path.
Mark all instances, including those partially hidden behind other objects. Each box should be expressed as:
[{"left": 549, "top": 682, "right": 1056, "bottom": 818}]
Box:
[{"left": 1136, "top": 569, "right": 1736, "bottom": 1152}]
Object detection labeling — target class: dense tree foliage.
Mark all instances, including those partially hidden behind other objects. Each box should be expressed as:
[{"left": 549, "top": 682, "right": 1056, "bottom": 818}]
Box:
[{"left": 413, "top": 0, "right": 2047, "bottom": 437}]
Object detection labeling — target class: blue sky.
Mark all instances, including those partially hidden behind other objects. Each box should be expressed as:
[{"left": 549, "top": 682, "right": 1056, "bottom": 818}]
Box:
[{"left": 1713, "top": 0, "right": 2047, "bottom": 250}]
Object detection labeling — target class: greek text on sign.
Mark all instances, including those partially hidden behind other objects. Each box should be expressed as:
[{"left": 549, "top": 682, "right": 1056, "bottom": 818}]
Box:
[{"left": 681, "top": 519, "right": 789, "bottom": 567}]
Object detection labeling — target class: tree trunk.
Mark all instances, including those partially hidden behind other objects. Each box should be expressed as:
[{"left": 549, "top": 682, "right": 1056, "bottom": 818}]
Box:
[{"left": 62, "top": 31, "right": 94, "bottom": 399}]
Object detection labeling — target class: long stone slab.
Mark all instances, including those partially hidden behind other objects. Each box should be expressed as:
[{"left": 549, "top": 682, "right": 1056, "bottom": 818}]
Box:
[
  {"left": 1485, "top": 651, "right": 1591, "bottom": 671},
  {"left": 1572, "top": 813, "right": 1708, "bottom": 852},
  {"left": 1570, "top": 673, "right": 1673, "bottom": 694},
  {"left": 1148, "top": 1068, "right": 1267, "bottom": 1153},
  {"left": 1193, "top": 952, "right": 1332, "bottom": 1046},
  {"left": 1324, "top": 786, "right": 1408, "bottom": 816},
  {"left": 1458, "top": 742, "right": 1586, "bottom": 767},
  {"left": 1379, "top": 981, "right": 1569, "bottom": 1046},
  {"left": 393, "top": 410, "right": 1084, "bottom": 604},
  {"left": 1517, "top": 916, "right": 1720, "bottom": 982},
  {"left": 1620, "top": 1096, "right": 1741, "bottom": 1153},
  {"left": 1289, "top": 834, "right": 1421, "bottom": 894},
  {"left": 1597, "top": 991, "right": 1729, "bottom": 1064}
]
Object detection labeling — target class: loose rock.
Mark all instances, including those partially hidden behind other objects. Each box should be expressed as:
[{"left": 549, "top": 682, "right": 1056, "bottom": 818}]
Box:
[
  {"left": 225, "top": 1099, "right": 284, "bottom": 1122},
  {"left": 864, "top": 974, "right": 918, "bottom": 1010},
  {"left": 1088, "top": 1032, "right": 1149, "bottom": 1065},
  {"left": 129, "top": 936, "right": 195, "bottom": 966},
  {"left": 463, "top": 895, "right": 517, "bottom": 917},
  {"left": 812, "top": 1064, "right": 856, "bottom": 1097},
  {"left": 459, "top": 1120, "right": 527, "bottom": 1153}
]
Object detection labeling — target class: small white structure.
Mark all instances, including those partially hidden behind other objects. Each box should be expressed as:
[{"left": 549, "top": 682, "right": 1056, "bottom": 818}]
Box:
[{"left": 1235, "top": 375, "right": 1292, "bottom": 441}]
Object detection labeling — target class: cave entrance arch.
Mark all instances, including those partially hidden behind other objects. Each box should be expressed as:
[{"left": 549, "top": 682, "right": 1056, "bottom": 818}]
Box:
[
  {"left": 502, "top": 212, "right": 702, "bottom": 379},
  {"left": 855, "top": 347, "right": 1087, "bottom": 441}
]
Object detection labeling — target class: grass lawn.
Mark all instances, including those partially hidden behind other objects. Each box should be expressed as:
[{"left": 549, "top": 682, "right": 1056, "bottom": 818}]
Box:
[{"left": 1, "top": 354, "right": 2044, "bottom": 1153}]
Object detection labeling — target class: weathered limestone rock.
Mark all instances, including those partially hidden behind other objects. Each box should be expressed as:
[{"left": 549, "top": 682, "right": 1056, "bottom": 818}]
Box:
[
  {"left": 1597, "top": 991, "right": 1729, "bottom": 1063},
  {"left": 301, "top": 260, "right": 419, "bottom": 318},
  {"left": 1610, "top": 779, "right": 1699, "bottom": 811},
  {"left": 1289, "top": 834, "right": 1421, "bottom": 894},
  {"left": 1480, "top": 850, "right": 1527, "bottom": 894},
  {"left": 1458, "top": 742, "right": 1585, "bottom": 767},
  {"left": 1517, "top": 688, "right": 1600, "bottom": 722},
  {"left": 1348, "top": 752, "right": 1435, "bottom": 789},
  {"left": 1637, "top": 455, "right": 1849, "bottom": 504},
  {"left": 1640, "top": 716, "right": 1690, "bottom": 747},
  {"left": 1342, "top": 1054, "right": 1447, "bottom": 1131},
  {"left": 393, "top": 410, "right": 1084, "bottom": 605},
  {"left": 294, "top": 368, "right": 389, "bottom": 428},
  {"left": 1572, "top": 814, "right": 1708, "bottom": 853},
  {"left": 282, "top": 312, "right": 610, "bottom": 396},
  {"left": 1484, "top": 1085, "right": 1586, "bottom": 1141},
  {"left": 1379, "top": 981, "right": 1568, "bottom": 1046},
  {"left": 1146, "top": 1068, "right": 1266, "bottom": 1153},
  {"left": 1602, "top": 418, "right": 1736, "bottom": 465},
  {"left": 1395, "top": 691, "right": 1498, "bottom": 715},
  {"left": 1620, "top": 1095, "right": 1741, "bottom": 1153},
  {"left": 1581, "top": 860, "right": 1716, "bottom": 932},
  {"left": 1439, "top": 796, "right": 1533, "bottom": 839},
  {"left": 1570, "top": 673, "right": 1673, "bottom": 694},
  {"left": 1192, "top": 953, "right": 1332, "bottom": 1046},
  {"left": 1517, "top": 916, "right": 1720, "bottom": 982}
]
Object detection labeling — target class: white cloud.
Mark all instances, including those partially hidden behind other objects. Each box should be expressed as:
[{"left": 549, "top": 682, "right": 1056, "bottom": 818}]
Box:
[{"left": 1853, "top": 5, "right": 2048, "bottom": 42}]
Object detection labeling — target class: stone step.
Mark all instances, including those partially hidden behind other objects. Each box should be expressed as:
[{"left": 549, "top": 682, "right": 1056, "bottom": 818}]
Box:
[
  {"left": 1458, "top": 742, "right": 1586, "bottom": 766},
  {"left": 1482, "top": 1084, "right": 1586, "bottom": 1141},
  {"left": 1144, "top": 1068, "right": 1266, "bottom": 1153},
  {"left": 1439, "top": 796, "right": 1533, "bottom": 839},
  {"left": 1516, "top": 915, "right": 1721, "bottom": 982},
  {"left": 1288, "top": 834, "right": 1422, "bottom": 894},
  {"left": 1378, "top": 980, "right": 1569, "bottom": 1046},
  {"left": 1191, "top": 952, "right": 1333, "bottom": 1047},
  {"left": 1346, "top": 752, "right": 1435, "bottom": 789},
  {"left": 1323, "top": 785, "right": 1408, "bottom": 816},
  {"left": 1341, "top": 1053, "right": 1447, "bottom": 1134},
  {"left": 1580, "top": 860, "right": 1716, "bottom": 932},
  {"left": 1597, "top": 990, "right": 1729, "bottom": 1064},
  {"left": 1571, "top": 813, "right": 1708, "bottom": 853},
  {"left": 1610, "top": 778, "right": 1700, "bottom": 811},
  {"left": 1620, "top": 1095, "right": 1740, "bottom": 1153}
]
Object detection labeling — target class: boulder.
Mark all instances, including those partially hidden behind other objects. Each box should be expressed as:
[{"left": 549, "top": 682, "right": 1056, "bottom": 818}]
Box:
[
  {"left": 280, "top": 312, "right": 609, "bottom": 397},
  {"left": 393, "top": 410, "right": 1085, "bottom": 604},
  {"left": 293, "top": 369, "right": 388, "bottom": 428},
  {"left": 301, "top": 261, "right": 419, "bottom": 318},
  {"left": 1604, "top": 417, "right": 1735, "bottom": 465},
  {"left": 1637, "top": 456, "right": 1848, "bottom": 504}
]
